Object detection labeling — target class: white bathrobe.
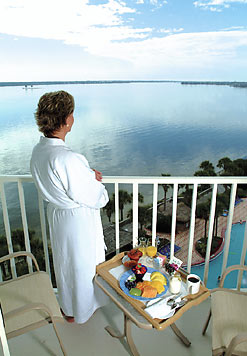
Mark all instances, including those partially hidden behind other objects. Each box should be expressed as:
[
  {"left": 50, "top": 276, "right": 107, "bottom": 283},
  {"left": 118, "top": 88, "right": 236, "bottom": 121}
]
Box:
[{"left": 30, "top": 136, "right": 109, "bottom": 323}]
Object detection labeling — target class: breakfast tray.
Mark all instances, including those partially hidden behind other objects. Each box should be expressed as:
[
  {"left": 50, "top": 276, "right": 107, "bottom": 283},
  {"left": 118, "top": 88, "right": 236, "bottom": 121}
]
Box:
[{"left": 96, "top": 252, "right": 210, "bottom": 331}]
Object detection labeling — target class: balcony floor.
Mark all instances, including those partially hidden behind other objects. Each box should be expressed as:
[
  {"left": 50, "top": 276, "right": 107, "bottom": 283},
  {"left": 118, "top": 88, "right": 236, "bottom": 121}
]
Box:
[{"left": 1, "top": 298, "right": 212, "bottom": 356}]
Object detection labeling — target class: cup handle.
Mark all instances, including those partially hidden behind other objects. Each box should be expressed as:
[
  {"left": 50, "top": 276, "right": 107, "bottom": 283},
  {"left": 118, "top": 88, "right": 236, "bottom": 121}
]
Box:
[{"left": 188, "top": 285, "right": 193, "bottom": 294}]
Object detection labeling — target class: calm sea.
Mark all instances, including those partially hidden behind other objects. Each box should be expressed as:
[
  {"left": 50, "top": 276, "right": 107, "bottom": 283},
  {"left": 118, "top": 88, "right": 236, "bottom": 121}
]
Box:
[{"left": 0, "top": 82, "right": 247, "bottom": 233}]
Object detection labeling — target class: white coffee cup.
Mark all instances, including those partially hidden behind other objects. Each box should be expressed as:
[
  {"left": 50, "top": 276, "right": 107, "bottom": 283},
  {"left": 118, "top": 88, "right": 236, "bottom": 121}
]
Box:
[{"left": 187, "top": 274, "right": 201, "bottom": 294}]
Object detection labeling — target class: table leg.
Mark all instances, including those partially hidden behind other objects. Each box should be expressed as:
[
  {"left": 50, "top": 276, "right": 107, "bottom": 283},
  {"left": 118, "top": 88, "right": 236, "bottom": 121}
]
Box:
[
  {"left": 124, "top": 315, "right": 140, "bottom": 356},
  {"left": 104, "top": 314, "right": 140, "bottom": 356},
  {"left": 170, "top": 323, "right": 191, "bottom": 347},
  {"left": 202, "top": 310, "right": 211, "bottom": 335}
]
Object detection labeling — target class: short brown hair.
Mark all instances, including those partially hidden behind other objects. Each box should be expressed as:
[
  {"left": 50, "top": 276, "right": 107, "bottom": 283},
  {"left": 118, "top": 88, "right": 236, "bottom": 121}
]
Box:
[{"left": 35, "top": 90, "right": 75, "bottom": 136}]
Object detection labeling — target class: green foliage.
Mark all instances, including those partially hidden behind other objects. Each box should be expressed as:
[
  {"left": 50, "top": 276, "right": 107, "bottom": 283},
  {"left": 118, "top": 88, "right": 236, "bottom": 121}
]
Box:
[
  {"left": 113, "top": 190, "right": 132, "bottom": 221},
  {"left": 194, "top": 160, "right": 216, "bottom": 176},
  {"left": 127, "top": 204, "right": 152, "bottom": 230},
  {"left": 112, "top": 189, "right": 144, "bottom": 221},
  {"left": 194, "top": 160, "right": 216, "bottom": 193},
  {"left": 161, "top": 173, "right": 171, "bottom": 210},
  {"left": 195, "top": 236, "right": 223, "bottom": 258},
  {"left": 155, "top": 213, "right": 173, "bottom": 233},
  {"left": 103, "top": 197, "right": 115, "bottom": 222},
  {"left": 0, "top": 229, "right": 55, "bottom": 285},
  {"left": 217, "top": 157, "right": 247, "bottom": 192},
  {"left": 181, "top": 186, "right": 193, "bottom": 207}
]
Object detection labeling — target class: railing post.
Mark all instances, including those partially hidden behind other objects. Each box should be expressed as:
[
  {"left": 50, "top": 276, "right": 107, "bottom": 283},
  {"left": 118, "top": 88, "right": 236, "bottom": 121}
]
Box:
[
  {"left": 221, "top": 183, "right": 237, "bottom": 277},
  {"left": 114, "top": 183, "right": 120, "bottom": 252},
  {"left": 203, "top": 183, "right": 218, "bottom": 286},
  {"left": 0, "top": 181, "right": 17, "bottom": 278},
  {"left": 38, "top": 193, "right": 51, "bottom": 277},
  {"left": 187, "top": 183, "right": 198, "bottom": 273},
  {"left": 152, "top": 183, "right": 158, "bottom": 245},
  {"left": 18, "top": 181, "right": 32, "bottom": 273},
  {"left": 170, "top": 183, "right": 178, "bottom": 259},
  {"left": 132, "top": 183, "right": 139, "bottom": 247}
]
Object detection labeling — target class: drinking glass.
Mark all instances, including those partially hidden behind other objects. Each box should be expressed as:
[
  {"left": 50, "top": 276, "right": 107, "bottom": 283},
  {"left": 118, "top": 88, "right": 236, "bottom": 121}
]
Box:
[
  {"left": 146, "top": 245, "right": 157, "bottom": 264},
  {"left": 138, "top": 237, "right": 147, "bottom": 256}
]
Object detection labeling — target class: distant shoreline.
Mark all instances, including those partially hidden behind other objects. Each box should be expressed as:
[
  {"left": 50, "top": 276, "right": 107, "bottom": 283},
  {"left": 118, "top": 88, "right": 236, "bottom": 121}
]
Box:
[
  {"left": 0, "top": 80, "right": 247, "bottom": 88},
  {"left": 181, "top": 81, "right": 247, "bottom": 88},
  {"left": 0, "top": 80, "right": 178, "bottom": 87}
]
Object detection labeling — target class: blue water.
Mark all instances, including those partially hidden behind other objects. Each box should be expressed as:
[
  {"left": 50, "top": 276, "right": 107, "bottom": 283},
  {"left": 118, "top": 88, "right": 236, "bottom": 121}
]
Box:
[
  {"left": 1, "top": 82, "right": 247, "bottom": 232},
  {"left": 191, "top": 223, "right": 247, "bottom": 289},
  {"left": 1, "top": 82, "right": 247, "bottom": 177}
]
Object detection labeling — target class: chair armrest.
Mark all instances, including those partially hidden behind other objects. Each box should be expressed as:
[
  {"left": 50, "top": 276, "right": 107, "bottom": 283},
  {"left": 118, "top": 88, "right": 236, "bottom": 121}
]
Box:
[
  {"left": 0, "top": 251, "right": 40, "bottom": 271},
  {"left": 219, "top": 265, "right": 247, "bottom": 287},
  {"left": 226, "top": 332, "right": 247, "bottom": 356},
  {"left": 4, "top": 302, "right": 62, "bottom": 323}
]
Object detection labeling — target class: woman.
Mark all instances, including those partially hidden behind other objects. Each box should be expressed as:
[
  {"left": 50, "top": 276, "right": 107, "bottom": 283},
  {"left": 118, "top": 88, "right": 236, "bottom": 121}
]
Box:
[{"left": 30, "top": 90, "right": 109, "bottom": 323}]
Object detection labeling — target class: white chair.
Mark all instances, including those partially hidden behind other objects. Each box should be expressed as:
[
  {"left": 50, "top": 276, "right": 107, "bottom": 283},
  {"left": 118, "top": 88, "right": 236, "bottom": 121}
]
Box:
[
  {"left": 0, "top": 251, "right": 67, "bottom": 355},
  {"left": 203, "top": 264, "right": 247, "bottom": 355}
]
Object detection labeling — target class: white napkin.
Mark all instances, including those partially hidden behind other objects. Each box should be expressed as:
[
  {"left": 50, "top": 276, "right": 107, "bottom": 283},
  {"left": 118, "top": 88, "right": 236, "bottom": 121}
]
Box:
[
  {"left": 145, "top": 296, "right": 181, "bottom": 319},
  {"left": 109, "top": 265, "right": 126, "bottom": 280}
]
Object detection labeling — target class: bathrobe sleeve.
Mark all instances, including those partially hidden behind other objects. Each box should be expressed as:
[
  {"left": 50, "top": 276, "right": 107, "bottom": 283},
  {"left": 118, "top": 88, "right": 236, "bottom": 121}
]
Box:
[{"left": 53, "top": 150, "right": 108, "bottom": 209}]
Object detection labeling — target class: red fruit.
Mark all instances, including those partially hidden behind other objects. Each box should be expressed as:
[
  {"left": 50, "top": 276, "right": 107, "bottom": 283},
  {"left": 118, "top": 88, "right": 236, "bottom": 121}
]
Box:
[
  {"left": 123, "top": 260, "right": 137, "bottom": 268},
  {"left": 131, "top": 264, "right": 147, "bottom": 275},
  {"left": 127, "top": 249, "right": 143, "bottom": 261}
]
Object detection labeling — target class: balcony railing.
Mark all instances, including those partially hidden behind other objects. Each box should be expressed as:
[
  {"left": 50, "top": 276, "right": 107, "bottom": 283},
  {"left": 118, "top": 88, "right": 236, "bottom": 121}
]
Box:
[{"left": 1, "top": 175, "right": 247, "bottom": 289}]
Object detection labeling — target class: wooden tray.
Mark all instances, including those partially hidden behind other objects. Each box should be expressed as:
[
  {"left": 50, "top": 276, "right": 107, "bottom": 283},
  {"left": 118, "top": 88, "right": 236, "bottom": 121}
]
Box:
[{"left": 96, "top": 252, "right": 210, "bottom": 331}]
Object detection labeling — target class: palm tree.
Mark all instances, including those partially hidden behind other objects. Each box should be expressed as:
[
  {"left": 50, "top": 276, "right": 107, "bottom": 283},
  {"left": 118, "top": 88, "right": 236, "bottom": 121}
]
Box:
[
  {"left": 194, "top": 160, "right": 216, "bottom": 193},
  {"left": 194, "top": 160, "right": 216, "bottom": 176},
  {"left": 217, "top": 157, "right": 234, "bottom": 175},
  {"left": 196, "top": 200, "right": 211, "bottom": 238},
  {"left": 103, "top": 197, "right": 115, "bottom": 222},
  {"left": 131, "top": 192, "right": 144, "bottom": 204},
  {"left": 113, "top": 190, "right": 132, "bottom": 221},
  {"left": 217, "top": 157, "right": 247, "bottom": 193},
  {"left": 127, "top": 205, "right": 152, "bottom": 230},
  {"left": 161, "top": 173, "right": 171, "bottom": 211},
  {"left": 214, "top": 197, "right": 225, "bottom": 237},
  {"left": 112, "top": 190, "right": 144, "bottom": 222}
]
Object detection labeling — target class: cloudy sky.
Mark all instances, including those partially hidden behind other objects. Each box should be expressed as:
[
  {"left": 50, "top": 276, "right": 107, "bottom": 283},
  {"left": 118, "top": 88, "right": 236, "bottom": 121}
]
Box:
[{"left": 0, "top": 0, "right": 247, "bottom": 81}]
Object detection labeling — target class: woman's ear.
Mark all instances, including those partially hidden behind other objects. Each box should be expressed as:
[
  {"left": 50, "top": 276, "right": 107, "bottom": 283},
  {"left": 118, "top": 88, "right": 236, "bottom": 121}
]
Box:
[{"left": 65, "top": 113, "right": 74, "bottom": 131}]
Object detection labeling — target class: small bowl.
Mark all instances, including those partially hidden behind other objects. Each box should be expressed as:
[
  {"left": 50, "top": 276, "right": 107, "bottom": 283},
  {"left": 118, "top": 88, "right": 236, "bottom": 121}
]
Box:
[{"left": 131, "top": 264, "right": 147, "bottom": 282}]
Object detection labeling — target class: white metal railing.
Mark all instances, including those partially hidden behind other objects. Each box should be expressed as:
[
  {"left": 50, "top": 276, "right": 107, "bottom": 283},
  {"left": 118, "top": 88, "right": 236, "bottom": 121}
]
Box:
[
  {"left": 1, "top": 175, "right": 247, "bottom": 288},
  {"left": 0, "top": 307, "right": 10, "bottom": 356}
]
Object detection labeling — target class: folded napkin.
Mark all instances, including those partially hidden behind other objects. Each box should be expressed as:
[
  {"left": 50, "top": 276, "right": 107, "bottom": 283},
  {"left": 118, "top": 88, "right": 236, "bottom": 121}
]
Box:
[
  {"left": 145, "top": 296, "right": 181, "bottom": 319},
  {"left": 109, "top": 265, "right": 126, "bottom": 280}
]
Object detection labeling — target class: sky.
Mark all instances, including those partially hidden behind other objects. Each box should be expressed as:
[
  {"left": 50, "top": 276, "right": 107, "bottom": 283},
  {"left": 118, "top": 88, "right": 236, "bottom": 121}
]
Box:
[{"left": 0, "top": 0, "right": 247, "bottom": 81}]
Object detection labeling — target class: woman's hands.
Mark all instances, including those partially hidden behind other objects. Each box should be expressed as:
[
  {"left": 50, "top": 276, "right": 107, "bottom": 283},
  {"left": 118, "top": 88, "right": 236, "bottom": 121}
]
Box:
[{"left": 93, "top": 169, "right": 102, "bottom": 182}]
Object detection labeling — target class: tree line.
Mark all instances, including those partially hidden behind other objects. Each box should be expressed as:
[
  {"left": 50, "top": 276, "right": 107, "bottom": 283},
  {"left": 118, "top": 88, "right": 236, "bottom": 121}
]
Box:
[
  {"left": 103, "top": 156, "right": 247, "bottom": 245},
  {"left": 1, "top": 156, "right": 246, "bottom": 276}
]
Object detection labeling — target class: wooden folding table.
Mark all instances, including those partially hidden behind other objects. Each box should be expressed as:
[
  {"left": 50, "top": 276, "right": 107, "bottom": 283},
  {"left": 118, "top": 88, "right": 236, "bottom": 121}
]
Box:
[{"left": 95, "top": 252, "right": 210, "bottom": 356}]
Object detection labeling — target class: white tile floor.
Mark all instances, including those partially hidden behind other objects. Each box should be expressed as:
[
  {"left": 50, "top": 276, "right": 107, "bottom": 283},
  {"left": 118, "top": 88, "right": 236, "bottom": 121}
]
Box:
[{"left": 1, "top": 298, "right": 212, "bottom": 356}]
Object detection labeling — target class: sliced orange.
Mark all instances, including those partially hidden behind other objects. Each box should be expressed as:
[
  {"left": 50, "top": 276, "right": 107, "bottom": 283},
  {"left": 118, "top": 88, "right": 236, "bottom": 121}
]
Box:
[{"left": 150, "top": 280, "right": 165, "bottom": 294}]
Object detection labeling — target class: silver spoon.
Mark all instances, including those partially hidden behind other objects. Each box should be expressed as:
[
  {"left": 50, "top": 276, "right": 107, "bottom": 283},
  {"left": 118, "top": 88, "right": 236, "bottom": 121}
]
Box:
[
  {"left": 167, "top": 294, "right": 182, "bottom": 306},
  {"left": 171, "top": 299, "right": 186, "bottom": 309}
]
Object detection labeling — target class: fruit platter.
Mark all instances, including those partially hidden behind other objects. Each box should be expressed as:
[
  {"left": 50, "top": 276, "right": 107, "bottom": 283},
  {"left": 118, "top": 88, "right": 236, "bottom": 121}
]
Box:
[
  {"left": 122, "top": 248, "right": 143, "bottom": 268},
  {"left": 119, "top": 267, "right": 169, "bottom": 301}
]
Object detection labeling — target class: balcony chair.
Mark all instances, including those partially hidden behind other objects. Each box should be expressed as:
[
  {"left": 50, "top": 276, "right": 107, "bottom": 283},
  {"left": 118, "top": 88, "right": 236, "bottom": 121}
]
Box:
[
  {"left": 202, "top": 264, "right": 247, "bottom": 356},
  {"left": 0, "top": 306, "right": 10, "bottom": 356},
  {"left": 0, "top": 251, "right": 67, "bottom": 355}
]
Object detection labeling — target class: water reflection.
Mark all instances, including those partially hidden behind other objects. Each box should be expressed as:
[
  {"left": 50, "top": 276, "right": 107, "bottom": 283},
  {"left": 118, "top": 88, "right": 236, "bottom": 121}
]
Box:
[{"left": 0, "top": 82, "right": 247, "bottom": 233}]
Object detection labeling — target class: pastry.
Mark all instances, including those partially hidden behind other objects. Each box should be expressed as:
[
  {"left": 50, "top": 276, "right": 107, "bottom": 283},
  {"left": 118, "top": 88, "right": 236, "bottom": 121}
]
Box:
[{"left": 141, "top": 285, "right": 157, "bottom": 298}]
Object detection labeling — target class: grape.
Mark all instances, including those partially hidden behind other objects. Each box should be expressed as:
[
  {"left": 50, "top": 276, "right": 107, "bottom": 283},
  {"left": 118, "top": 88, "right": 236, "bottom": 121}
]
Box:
[
  {"left": 125, "top": 280, "right": 137, "bottom": 290},
  {"left": 165, "top": 263, "right": 175, "bottom": 275}
]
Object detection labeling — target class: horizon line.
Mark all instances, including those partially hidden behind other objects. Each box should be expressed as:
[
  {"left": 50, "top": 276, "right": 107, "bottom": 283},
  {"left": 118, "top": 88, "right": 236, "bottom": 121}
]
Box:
[{"left": 0, "top": 80, "right": 247, "bottom": 88}]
